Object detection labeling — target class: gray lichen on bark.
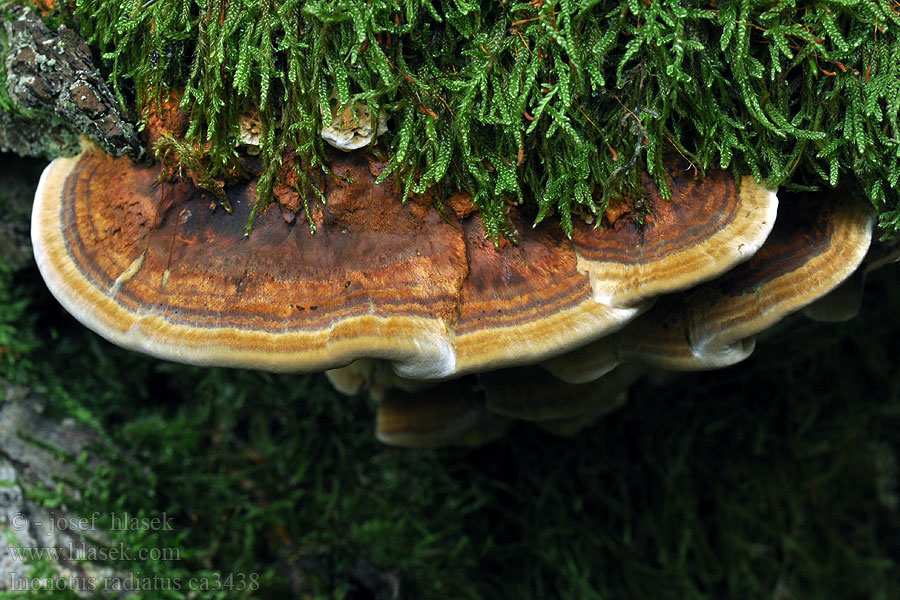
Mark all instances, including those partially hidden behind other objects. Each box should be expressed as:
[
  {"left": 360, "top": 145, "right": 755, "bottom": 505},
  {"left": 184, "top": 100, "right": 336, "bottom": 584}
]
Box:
[{"left": 2, "top": 7, "right": 142, "bottom": 160}]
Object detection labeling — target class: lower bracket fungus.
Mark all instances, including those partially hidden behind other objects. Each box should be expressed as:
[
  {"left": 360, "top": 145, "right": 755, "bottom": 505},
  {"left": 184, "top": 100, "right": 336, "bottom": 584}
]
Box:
[{"left": 543, "top": 191, "right": 875, "bottom": 384}]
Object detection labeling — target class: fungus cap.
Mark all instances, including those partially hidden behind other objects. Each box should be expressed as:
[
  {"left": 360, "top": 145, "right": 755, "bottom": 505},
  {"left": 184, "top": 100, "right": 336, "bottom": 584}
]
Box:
[
  {"left": 571, "top": 168, "right": 778, "bottom": 307},
  {"left": 33, "top": 148, "right": 777, "bottom": 380},
  {"left": 545, "top": 191, "right": 874, "bottom": 381},
  {"left": 375, "top": 379, "right": 510, "bottom": 448},
  {"left": 482, "top": 364, "right": 644, "bottom": 422},
  {"left": 803, "top": 243, "right": 900, "bottom": 322},
  {"left": 33, "top": 151, "right": 462, "bottom": 378},
  {"left": 682, "top": 194, "right": 874, "bottom": 355}
]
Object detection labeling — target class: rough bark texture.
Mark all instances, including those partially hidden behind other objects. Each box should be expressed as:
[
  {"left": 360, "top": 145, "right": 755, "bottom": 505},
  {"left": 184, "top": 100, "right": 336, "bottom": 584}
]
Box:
[
  {"left": 2, "top": 7, "right": 142, "bottom": 160},
  {"left": 0, "top": 151, "right": 128, "bottom": 597}
]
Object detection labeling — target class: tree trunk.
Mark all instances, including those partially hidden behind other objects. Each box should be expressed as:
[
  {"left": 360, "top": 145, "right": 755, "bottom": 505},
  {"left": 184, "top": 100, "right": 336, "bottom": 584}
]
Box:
[{"left": 2, "top": 7, "right": 142, "bottom": 160}]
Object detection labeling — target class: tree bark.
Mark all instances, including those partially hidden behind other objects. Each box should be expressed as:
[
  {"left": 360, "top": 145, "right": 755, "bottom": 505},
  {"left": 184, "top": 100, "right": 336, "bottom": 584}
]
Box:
[{"left": 2, "top": 7, "right": 142, "bottom": 160}]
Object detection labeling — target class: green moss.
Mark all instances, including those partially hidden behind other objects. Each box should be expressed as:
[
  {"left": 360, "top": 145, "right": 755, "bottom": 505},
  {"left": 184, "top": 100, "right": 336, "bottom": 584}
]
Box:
[
  {"left": 53, "top": 0, "right": 900, "bottom": 241},
  {"left": 0, "top": 261, "right": 39, "bottom": 380}
]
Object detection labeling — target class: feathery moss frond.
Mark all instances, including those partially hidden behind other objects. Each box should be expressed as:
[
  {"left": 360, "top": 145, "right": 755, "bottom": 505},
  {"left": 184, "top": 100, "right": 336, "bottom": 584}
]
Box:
[{"left": 50, "top": 0, "right": 900, "bottom": 241}]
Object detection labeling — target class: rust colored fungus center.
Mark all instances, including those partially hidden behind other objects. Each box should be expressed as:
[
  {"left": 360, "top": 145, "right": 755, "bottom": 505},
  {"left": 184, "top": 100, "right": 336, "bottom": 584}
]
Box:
[
  {"left": 570, "top": 168, "right": 741, "bottom": 263},
  {"left": 62, "top": 151, "right": 468, "bottom": 332},
  {"left": 456, "top": 211, "right": 590, "bottom": 334}
]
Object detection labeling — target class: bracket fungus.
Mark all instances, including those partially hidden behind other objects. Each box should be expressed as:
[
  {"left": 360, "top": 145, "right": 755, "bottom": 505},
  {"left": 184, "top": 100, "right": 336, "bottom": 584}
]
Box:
[
  {"left": 33, "top": 141, "right": 885, "bottom": 447},
  {"left": 803, "top": 243, "right": 900, "bottom": 323},
  {"left": 373, "top": 365, "right": 643, "bottom": 448},
  {"left": 354, "top": 192, "right": 876, "bottom": 446},
  {"left": 32, "top": 147, "right": 777, "bottom": 392},
  {"left": 543, "top": 191, "right": 875, "bottom": 384},
  {"left": 320, "top": 97, "right": 389, "bottom": 152},
  {"left": 570, "top": 169, "right": 777, "bottom": 308},
  {"left": 327, "top": 359, "right": 642, "bottom": 447},
  {"left": 375, "top": 378, "right": 512, "bottom": 449}
]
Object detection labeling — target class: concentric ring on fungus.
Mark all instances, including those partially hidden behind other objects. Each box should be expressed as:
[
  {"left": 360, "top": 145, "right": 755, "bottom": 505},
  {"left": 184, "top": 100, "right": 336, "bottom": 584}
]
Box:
[
  {"left": 32, "top": 148, "right": 778, "bottom": 385},
  {"left": 374, "top": 191, "right": 874, "bottom": 446},
  {"left": 543, "top": 190, "right": 875, "bottom": 384}
]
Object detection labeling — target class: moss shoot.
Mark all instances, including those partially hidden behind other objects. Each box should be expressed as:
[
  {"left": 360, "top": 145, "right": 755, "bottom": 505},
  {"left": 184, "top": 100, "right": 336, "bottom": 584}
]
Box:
[{"left": 7, "top": 0, "right": 900, "bottom": 241}]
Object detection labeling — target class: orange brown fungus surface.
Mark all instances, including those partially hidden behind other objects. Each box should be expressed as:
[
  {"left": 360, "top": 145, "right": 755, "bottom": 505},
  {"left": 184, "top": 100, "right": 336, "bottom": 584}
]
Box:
[
  {"left": 32, "top": 147, "right": 777, "bottom": 380},
  {"left": 140, "top": 90, "right": 189, "bottom": 151},
  {"left": 452, "top": 210, "right": 642, "bottom": 374},
  {"left": 683, "top": 191, "right": 874, "bottom": 355},
  {"left": 545, "top": 191, "right": 874, "bottom": 382},
  {"left": 572, "top": 168, "right": 778, "bottom": 307},
  {"left": 375, "top": 378, "right": 510, "bottom": 448}
]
